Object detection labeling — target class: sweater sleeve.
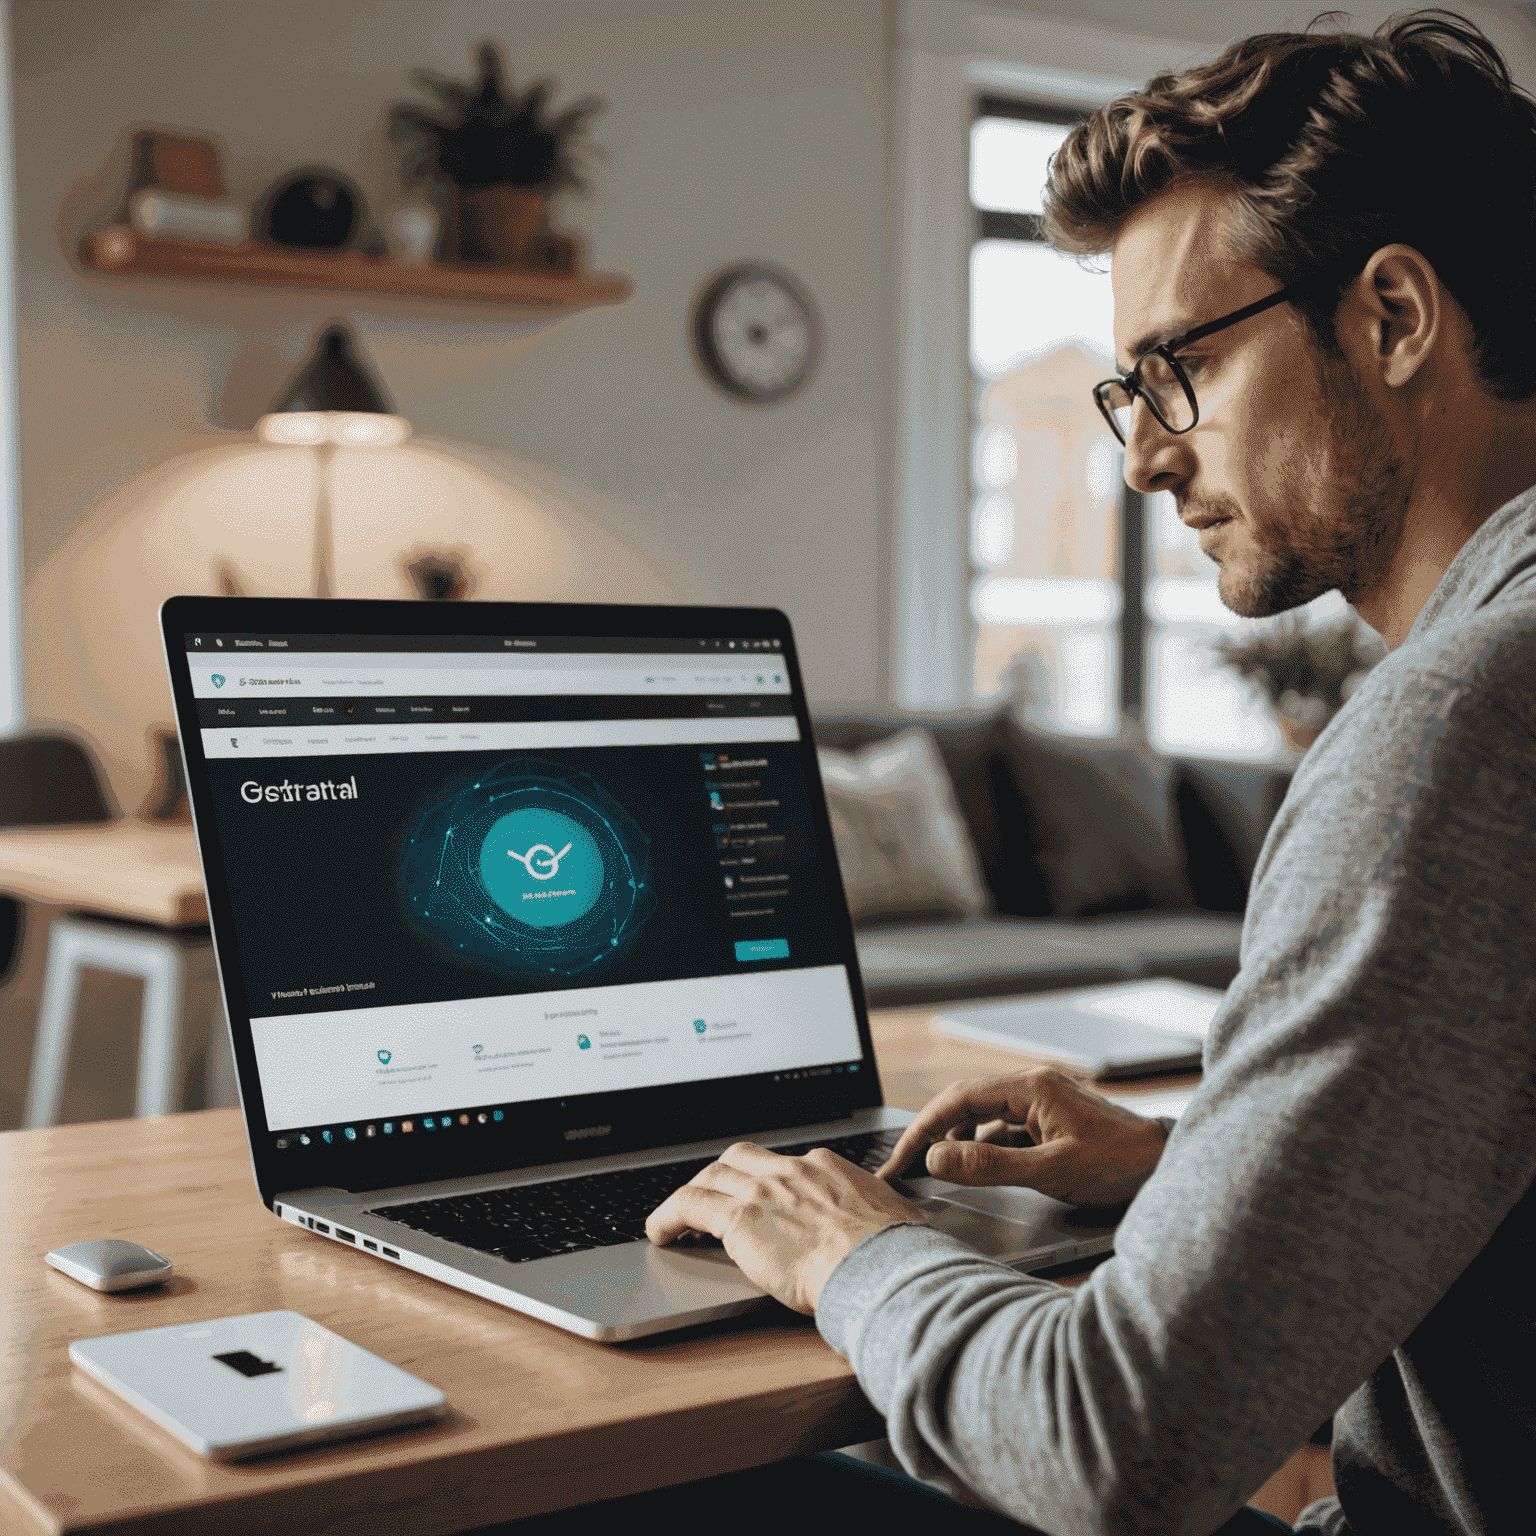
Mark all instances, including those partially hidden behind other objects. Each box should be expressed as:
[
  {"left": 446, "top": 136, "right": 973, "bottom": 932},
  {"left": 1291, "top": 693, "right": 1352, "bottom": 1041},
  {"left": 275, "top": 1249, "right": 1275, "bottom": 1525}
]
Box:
[{"left": 816, "top": 657, "right": 1536, "bottom": 1536}]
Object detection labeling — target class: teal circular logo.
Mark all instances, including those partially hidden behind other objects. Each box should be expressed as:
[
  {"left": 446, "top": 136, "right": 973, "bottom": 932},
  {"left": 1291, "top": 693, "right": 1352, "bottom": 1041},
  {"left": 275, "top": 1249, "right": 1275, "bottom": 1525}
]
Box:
[
  {"left": 403, "top": 757, "right": 656, "bottom": 977},
  {"left": 478, "top": 808, "right": 604, "bottom": 930}
]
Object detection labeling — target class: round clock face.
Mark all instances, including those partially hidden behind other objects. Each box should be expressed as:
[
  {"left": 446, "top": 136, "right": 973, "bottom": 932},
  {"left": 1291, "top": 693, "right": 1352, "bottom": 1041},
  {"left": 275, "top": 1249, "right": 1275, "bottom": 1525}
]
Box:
[{"left": 693, "top": 265, "right": 819, "bottom": 403}]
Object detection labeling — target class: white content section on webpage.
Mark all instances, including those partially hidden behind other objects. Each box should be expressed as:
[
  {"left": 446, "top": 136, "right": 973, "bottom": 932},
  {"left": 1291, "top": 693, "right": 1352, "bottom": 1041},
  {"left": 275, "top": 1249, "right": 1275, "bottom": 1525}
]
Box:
[{"left": 250, "top": 964, "right": 861, "bottom": 1131}]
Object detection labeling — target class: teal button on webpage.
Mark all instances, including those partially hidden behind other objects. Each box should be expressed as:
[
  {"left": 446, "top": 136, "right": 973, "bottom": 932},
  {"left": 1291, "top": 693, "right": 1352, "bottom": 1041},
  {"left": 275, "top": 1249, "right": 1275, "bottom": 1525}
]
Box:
[{"left": 735, "top": 938, "right": 790, "bottom": 962}]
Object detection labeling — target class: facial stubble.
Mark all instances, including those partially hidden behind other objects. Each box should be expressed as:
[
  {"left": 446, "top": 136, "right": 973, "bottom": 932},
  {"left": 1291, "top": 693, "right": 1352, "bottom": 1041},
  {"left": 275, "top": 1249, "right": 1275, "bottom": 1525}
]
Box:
[{"left": 1212, "top": 352, "right": 1409, "bottom": 618}]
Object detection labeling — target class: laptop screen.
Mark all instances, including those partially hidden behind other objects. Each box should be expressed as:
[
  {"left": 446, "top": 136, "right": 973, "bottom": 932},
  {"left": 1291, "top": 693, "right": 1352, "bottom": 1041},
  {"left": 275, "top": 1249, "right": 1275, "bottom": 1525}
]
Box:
[{"left": 173, "top": 616, "right": 870, "bottom": 1190}]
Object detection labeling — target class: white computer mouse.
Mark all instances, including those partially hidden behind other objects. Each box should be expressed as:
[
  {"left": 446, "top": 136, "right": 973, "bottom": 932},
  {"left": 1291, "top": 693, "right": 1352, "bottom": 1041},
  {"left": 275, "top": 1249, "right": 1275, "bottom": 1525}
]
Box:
[{"left": 45, "top": 1239, "right": 173, "bottom": 1292}]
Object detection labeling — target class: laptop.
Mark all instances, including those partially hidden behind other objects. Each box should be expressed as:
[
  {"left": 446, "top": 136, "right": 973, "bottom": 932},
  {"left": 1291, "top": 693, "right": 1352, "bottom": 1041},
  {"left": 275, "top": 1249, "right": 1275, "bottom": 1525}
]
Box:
[{"left": 161, "top": 597, "right": 1121, "bottom": 1343}]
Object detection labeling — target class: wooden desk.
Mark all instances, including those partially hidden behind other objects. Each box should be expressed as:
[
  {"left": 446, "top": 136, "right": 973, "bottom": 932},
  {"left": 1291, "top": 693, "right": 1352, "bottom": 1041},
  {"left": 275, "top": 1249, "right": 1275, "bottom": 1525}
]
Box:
[
  {"left": 0, "top": 822, "right": 205, "bottom": 926},
  {"left": 0, "top": 1011, "right": 1194, "bottom": 1536}
]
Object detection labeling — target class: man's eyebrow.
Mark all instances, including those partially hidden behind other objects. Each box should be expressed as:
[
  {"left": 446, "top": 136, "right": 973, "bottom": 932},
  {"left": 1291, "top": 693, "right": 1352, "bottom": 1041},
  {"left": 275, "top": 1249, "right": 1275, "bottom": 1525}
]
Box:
[{"left": 1122, "top": 323, "right": 1187, "bottom": 368}]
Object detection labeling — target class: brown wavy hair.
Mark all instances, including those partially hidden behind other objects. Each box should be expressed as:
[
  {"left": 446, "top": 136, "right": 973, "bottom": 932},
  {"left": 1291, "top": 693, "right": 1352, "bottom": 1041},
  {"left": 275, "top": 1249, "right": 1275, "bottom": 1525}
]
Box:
[{"left": 1043, "top": 9, "right": 1536, "bottom": 400}]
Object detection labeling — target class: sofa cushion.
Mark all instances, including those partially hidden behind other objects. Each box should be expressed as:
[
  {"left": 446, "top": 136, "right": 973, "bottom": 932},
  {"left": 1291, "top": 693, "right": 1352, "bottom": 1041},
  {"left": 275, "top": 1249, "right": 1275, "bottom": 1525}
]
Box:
[
  {"left": 854, "top": 917, "right": 1134, "bottom": 1008},
  {"left": 1081, "top": 911, "right": 1245, "bottom": 990},
  {"left": 996, "top": 717, "right": 1193, "bottom": 919},
  {"left": 818, "top": 727, "right": 990, "bottom": 925},
  {"left": 923, "top": 713, "right": 1055, "bottom": 918},
  {"left": 1174, "top": 759, "right": 1293, "bottom": 912}
]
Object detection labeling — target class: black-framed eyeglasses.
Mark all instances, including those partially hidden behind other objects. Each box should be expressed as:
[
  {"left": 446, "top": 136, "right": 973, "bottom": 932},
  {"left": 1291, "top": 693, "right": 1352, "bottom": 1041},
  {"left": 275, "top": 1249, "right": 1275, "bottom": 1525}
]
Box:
[{"left": 1092, "top": 262, "right": 1361, "bottom": 446}]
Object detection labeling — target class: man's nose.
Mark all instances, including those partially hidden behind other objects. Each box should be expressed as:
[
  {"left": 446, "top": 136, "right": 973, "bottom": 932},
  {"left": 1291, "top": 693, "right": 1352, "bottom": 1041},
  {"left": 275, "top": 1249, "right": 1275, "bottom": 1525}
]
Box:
[{"left": 1121, "top": 398, "right": 1190, "bottom": 496}]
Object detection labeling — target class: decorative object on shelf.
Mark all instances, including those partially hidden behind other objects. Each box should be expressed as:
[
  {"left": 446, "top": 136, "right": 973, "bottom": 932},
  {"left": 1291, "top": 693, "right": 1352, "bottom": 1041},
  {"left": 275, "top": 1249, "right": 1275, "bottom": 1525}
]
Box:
[
  {"left": 128, "top": 129, "right": 226, "bottom": 200},
  {"left": 389, "top": 41, "right": 605, "bottom": 265},
  {"left": 128, "top": 188, "right": 248, "bottom": 246},
  {"left": 1216, "top": 615, "right": 1384, "bottom": 751},
  {"left": 257, "top": 167, "right": 365, "bottom": 250},
  {"left": 386, "top": 198, "right": 442, "bottom": 264},
  {"left": 691, "top": 263, "right": 820, "bottom": 404},
  {"left": 256, "top": 322, "right": 411, "bottom": 596},
  {"left": 122, "top": 129, "right": 248, "bottom": 246}
]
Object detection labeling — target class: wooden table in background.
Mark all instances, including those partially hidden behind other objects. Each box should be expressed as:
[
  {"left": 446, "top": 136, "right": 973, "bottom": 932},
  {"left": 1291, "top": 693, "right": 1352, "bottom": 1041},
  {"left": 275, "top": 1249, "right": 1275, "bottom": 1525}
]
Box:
[
  {"left": 0, "top": 821, "right": 206, "bottom": 926},
  {"left": 0, "top": 1009, "right": 1195, "bottom": 1536}
]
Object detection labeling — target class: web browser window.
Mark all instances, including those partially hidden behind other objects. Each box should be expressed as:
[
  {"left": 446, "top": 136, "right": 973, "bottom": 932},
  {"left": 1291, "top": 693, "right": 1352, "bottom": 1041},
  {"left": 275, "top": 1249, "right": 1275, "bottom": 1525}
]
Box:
[{"left": 184, "top": 633, "right": 863, "bottom": 1147}]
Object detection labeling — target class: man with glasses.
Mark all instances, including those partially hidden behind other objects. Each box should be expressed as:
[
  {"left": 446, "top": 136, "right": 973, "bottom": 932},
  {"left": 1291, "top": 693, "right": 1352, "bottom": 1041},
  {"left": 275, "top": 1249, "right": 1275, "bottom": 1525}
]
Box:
[{"left": 635, "top": 13, "right": 1536, "bottom": 1535}]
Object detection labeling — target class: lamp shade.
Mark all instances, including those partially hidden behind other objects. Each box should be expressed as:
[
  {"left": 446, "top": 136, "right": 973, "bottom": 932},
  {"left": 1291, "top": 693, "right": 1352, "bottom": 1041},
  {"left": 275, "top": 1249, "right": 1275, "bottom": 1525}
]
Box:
[{"left": 256, "top": 322, "right": 411, "bottom": 446}]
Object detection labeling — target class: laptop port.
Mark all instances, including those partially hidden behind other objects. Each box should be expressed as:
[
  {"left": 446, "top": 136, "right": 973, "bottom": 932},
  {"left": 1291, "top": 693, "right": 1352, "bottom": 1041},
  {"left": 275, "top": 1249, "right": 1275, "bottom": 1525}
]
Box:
[
  {"left": 314, "top": 1222, "right": 330, "bottom": 1234},
  {"left": 274, "top": 1203, "right": 283, "bottom": 1218},
  {"left": 382, "top": 1247, "right": 399, "bottom": 1259},
  {"left": 335, "top": 1228, "right": 355, "bottom": 1243},
  {"left": 363, "top": 1240, "right": 377, "bottom": 1251}
]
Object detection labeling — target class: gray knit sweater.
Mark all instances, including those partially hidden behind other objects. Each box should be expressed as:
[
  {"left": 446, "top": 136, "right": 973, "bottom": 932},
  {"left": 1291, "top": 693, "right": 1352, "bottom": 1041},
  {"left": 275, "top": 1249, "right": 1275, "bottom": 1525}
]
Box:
[{"left": 816, "top": 488, "right": 1536, "bottom": 1535}]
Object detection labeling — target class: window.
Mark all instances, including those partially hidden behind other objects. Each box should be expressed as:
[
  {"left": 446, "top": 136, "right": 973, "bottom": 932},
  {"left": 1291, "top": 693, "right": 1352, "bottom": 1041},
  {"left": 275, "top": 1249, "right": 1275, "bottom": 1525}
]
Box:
[
  {"left": 966, "top": 97, "right": 1283, "bottom": 759},
  {"left": 1143, "top": 492, "right": 1283, "bottom": 758},
  {"left": 968, "top": 99, "right": 1120, "bottom": 734}
]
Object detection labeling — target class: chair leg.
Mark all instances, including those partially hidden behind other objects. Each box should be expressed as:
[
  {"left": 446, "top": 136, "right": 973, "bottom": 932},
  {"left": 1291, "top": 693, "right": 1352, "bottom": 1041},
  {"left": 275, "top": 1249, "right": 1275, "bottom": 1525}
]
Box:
[
  {"left": 23, "top": 923, "right": 88, "bottom": 1129},
  {"left": 136, "top": 940, "right": 188, "bottom": 1118}
]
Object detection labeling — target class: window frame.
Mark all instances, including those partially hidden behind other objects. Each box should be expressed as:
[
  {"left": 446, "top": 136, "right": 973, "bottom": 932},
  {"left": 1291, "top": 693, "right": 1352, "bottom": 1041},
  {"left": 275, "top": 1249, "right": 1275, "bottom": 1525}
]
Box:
[
  {"left": 966, "top": 92, "right": 1147, "bottom": 731},
  {"left": 889, "top": 0, "right": 1165, "bottom": 711}
]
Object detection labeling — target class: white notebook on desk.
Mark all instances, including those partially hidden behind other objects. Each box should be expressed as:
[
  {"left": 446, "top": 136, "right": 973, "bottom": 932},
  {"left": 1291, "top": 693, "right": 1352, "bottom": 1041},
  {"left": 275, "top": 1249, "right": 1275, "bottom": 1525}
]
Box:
[{"left": 933, "top": 979, "right": 1224, "bottom": 1080}]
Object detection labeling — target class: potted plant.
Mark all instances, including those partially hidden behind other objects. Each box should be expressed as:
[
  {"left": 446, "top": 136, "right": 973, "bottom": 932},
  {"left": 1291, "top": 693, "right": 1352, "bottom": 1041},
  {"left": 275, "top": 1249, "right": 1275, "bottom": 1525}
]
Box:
[
  {"left": 1216, "top": 615, "right": 1384, "bottom": 750},
  {"left": 389, "top": 42, "right": 604, "bottom": 265}
]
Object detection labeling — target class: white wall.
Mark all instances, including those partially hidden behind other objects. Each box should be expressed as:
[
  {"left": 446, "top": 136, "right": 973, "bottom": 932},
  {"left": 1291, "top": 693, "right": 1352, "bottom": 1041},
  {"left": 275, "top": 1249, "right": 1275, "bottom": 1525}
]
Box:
[{"left": 11, "top": 0, "right": 891, "bottom": 809}]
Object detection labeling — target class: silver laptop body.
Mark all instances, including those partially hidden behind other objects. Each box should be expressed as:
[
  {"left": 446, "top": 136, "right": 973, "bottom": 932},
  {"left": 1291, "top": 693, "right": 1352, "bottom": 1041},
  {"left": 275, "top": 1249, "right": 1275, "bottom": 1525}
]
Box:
[{"left": 163, "top": 597, "right": 1119, "bottom": 1343}]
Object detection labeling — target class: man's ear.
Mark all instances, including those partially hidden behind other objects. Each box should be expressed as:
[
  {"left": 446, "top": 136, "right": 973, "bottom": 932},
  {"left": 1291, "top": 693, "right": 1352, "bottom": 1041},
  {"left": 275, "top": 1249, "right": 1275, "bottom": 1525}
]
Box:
[{"left": 1345, "top": 245, "right": 1441, "bottom": 390}]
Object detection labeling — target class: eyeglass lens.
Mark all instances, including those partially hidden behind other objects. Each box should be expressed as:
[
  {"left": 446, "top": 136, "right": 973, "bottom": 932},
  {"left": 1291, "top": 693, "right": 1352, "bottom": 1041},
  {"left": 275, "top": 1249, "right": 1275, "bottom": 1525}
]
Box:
[{"left": 1096, "top": 352, "right": 1198, "bottom": 444}]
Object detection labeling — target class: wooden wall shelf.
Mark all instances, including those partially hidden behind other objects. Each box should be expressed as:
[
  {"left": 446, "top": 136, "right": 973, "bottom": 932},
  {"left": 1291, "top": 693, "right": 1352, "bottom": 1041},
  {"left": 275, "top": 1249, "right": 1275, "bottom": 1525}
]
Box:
[{"left": 77, "top": 225, "right": 633, "bottom": 312}]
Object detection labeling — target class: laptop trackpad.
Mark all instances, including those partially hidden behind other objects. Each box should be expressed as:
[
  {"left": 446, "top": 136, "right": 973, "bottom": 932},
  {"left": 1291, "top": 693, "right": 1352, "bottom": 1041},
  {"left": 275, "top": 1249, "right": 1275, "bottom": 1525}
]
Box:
[
  {"left": 531, "top": 1239, "right": 765, "bottom": 1332},
  {"left": 907, "top": 1183, "right": 1122, "bottom": 1264}
]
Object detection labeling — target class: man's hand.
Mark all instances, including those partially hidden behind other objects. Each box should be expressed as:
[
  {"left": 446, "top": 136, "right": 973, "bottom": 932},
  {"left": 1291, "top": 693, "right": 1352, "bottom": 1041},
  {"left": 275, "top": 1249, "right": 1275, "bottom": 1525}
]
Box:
[
  {"left": 646, "top": 1142, "right": 926, "bottom": 1314},
  {"left": 878, "top": 1067, "right": 1170, "bottom": 1208}
]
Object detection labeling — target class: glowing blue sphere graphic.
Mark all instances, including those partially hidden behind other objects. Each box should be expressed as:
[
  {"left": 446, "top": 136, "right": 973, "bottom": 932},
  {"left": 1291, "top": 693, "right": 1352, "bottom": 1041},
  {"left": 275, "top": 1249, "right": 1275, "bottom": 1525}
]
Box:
[
  {"left": 478, "top": 808, "right": 603, "bottom": 929},
  {"left": 402, "top": 758, "right": 654, "bottom": 976}
]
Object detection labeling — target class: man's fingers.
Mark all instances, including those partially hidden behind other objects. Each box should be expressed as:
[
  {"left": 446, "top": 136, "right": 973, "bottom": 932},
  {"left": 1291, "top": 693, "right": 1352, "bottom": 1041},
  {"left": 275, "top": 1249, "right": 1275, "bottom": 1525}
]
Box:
[
  {"left": 645, "top": 1183, "right": 736, "bottom": 1246},
  {"left": 713, "top": 1140, "right": 797, "bottom": 1173},
  {"left": 924, "top": 1136, "right": 1043, "bottom": 1187},
  {"left": 877, "top": 1085, "right": 986, "bottom": 1178},
  {"left": 878, "top": 1075, "right": 1050, "bottom": 1179},
  {"left": 645, "top": 1144, "right": 788, "bottom": 1245},
  {"left": 973, "top": 1118, "right": 1033, "bottom": 1147}
]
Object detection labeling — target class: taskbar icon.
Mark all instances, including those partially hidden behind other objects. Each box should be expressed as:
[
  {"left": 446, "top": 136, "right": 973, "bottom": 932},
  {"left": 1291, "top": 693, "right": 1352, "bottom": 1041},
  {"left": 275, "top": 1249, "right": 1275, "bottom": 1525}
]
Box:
[{"left": 277, "top": 1107, "right": 507, "bottom": 1150}]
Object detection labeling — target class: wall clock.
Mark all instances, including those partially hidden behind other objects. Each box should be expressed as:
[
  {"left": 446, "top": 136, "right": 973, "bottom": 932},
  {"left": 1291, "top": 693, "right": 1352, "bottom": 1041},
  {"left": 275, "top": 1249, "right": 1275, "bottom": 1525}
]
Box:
[{"left": 691, "top": 263, "right": 820, "bottom": 403}]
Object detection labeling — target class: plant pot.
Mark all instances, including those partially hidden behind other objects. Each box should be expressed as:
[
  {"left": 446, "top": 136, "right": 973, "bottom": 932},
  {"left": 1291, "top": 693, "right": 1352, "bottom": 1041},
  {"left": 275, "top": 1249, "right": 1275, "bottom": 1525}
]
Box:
[
  {"left": 451, "top": 185, "right": 546, "bottom": 264},
  {"left": 1275, "top": 711, "right": 1323, "bottom": 753}
]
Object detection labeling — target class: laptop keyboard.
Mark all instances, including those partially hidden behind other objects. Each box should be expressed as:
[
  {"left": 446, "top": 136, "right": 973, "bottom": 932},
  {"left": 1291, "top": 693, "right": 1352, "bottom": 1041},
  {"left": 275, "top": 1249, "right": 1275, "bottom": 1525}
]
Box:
[{"left": 372, "top": 1128, "right": 905, "bottom": 1266}]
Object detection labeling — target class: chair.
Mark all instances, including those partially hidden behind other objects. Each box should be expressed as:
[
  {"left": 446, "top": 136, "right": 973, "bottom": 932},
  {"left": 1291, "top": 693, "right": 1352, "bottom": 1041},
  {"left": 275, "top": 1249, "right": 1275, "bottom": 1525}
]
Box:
[
  {"left": 0, "top": 732, "right": 112, "bottom": 975},
  {"left": 4, "top": 733, "right": 230, "bottom": 1127}
]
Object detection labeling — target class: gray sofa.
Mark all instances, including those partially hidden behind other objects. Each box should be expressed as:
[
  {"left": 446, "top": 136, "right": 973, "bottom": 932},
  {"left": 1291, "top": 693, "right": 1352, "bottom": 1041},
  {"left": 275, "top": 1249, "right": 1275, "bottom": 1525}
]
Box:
[{"left": 812, "top": 712, "right": 1291, "bottom": 1008}]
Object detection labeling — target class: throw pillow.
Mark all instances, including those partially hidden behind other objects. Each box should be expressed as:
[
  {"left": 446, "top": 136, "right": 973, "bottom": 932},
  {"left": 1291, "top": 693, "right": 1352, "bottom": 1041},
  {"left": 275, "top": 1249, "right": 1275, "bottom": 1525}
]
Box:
[
  {"left": 999, "top": 716, "right": 1192, "bottom": 919},
  {"left": 818, "top": 726, "right": 991, "bottom": 925},
  {"left": 925, "top": 712, "right": 1054, "bottom": 918}
]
